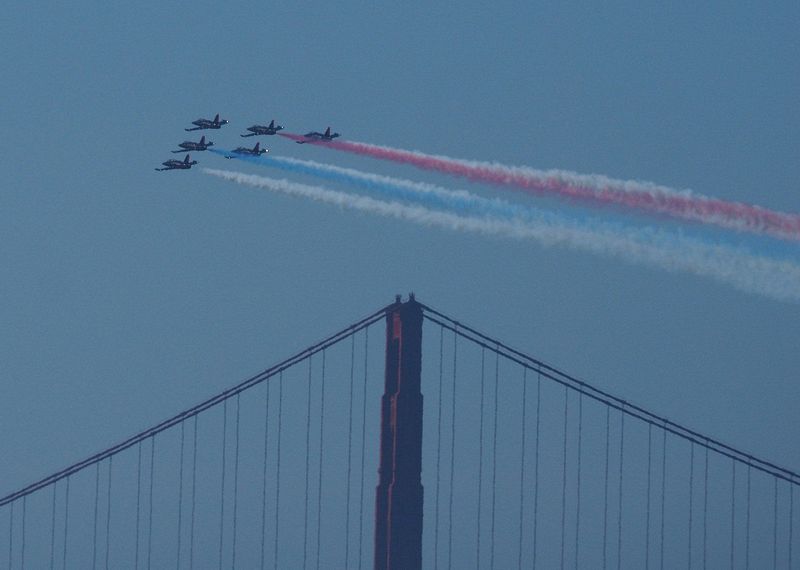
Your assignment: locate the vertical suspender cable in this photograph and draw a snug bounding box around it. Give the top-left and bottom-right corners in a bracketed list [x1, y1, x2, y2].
[646, 425, 652, 570]
[177, 423, 185, 570]
[315, 350, 327, 570]
[232, 394, 241, 570]
[575, 391, 583, 569]
[344, 335, 356, 570]
[62, 476, 70, 570]
[533, 371, 541, 569]
[8, 502, 12, 570]
[517, 367, 527, 570]
[93, 461, 100, 570]
[21, 496, 26, 570]
[446, 327, 458, 570]
[147, 436, 155, 570]
[260, 382, 270, 570]
[274, 372, 283, 570]
[434, 326, 444, 570]
[745, 464, 751, 570]
[357, 329, 369, 570]
[617, 409, 625, 570]
[772, 478, 777, 570]
[602, 407, 610, 570]
[490, 349, 499, 570]
[106, 456, 113, 570]
[50, 483, 57, 570]
[476, 348, 485, 570]
[790, 483, 794, 569]
[730, 460, 736, 570]
[135, 443, 142, 570]
[659, 428, 666, 570]
[189, 415, 198, 570]
[560, 386, 569, 570]
[219, 400, 228, 570]
[688, 442, 694, 570]
[702, 443, 708, 570]
[303, 356, 313, 570]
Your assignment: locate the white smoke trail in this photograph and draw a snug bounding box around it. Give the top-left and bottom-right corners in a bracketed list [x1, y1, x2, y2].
[203, 168, 800, 303]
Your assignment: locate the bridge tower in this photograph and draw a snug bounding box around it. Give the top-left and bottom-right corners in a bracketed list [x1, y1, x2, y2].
[374, 295, 424, 570]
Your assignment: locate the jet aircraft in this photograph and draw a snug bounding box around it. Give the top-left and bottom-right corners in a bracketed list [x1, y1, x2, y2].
[296, 126, 340, 144]
[241, 119, 284, 137]
[185, 114, 229, 131]
[225, 142, 268, 158]
[155, 154, 197, 171]
[172, 135, 213, 153]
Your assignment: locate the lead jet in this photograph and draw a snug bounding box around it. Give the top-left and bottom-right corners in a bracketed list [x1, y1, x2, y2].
[155, 154, 197, 171]
[296, 126, 340, 144]
[172, 135, 213, 153]
[241, 119, 284, 137]
[185, 114, 229, 131]
[225, 142, 268, 158]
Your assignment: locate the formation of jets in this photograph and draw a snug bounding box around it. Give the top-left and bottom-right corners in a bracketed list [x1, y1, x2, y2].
[155, 114, 341, 171]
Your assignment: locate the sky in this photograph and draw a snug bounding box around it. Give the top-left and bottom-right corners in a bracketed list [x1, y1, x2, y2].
[1, 0, 799, 566]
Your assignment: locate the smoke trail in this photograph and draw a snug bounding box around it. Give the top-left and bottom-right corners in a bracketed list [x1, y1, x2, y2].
[203, 168, 800, 303]
[278, 133, 800, 242]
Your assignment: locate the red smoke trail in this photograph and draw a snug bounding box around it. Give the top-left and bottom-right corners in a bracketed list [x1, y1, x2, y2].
[279, 133, 800, 241]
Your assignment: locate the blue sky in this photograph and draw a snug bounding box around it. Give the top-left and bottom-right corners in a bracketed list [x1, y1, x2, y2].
[1, 1, 799, 565]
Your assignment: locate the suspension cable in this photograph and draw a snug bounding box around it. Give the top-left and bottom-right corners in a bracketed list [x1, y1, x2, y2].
[660, 427, 666, 570]
[490, 349, 500, 570]
[218, 400, 228, 570]
[646, 425, 652, 570]
[446, 326, 458, 570]
[315, 350, 327, 570]
[147, 435, 155, 570]
[517, 367, 527, 570]
[50, 482, 56, 570]
[105, 456, 112, 570]
[21, 496, 27, 570]
[357, 328, 369, 570]
[689, 442, 694, 570]
[260, 381, 270, 570]
[177, 422, 185, 570]
[617, 408, 625, 570]
[135, 443, 142, 570]
[560, 386, 568, 570]
[745, 463, 751, 569]
[602, 407, 610, 570]
[421, 307, 800, 485]
[62, 476, 69, 570]
[189, 415, 198, 570]
[232, 394, 241, 569]
[575, 391, 583, 568]
[434, 325, 444, 570]
[345, 335, 355, 570]
[1, 305, 390, 509]
[533, 371, 541, 569]
[730, 459, 736, 569]
[703, 443, 708, 570]
[93, 462, 100, 570]
[476, 348, 485, 569]
[273, 372, 283, 570]
[303, 356, 313, 570]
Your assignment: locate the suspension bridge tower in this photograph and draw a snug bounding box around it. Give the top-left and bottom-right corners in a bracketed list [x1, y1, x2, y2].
[374, 295, 425, 570]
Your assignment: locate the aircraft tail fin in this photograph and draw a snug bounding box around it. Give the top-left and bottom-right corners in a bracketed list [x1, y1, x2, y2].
[325, 127, 331, 137]
[200, 136, 205, 145]
[269, 120, 274, 128]
[185, 154, 191, 163]
[254, 142, 260, 152]
[213, 113, 220, 124]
